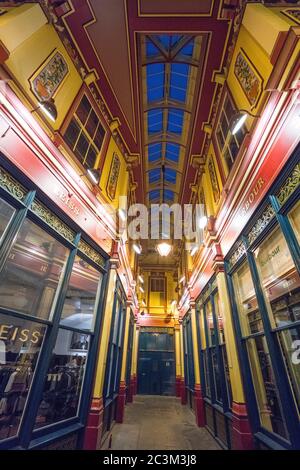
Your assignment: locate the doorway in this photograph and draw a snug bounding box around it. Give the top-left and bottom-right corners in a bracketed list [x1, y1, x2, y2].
[137, 329, 175, 396]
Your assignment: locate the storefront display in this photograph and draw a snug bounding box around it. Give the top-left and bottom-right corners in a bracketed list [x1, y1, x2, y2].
[226, 154, 300, 449]
[0, 164, 107, 450]
[182, 312, 195, 409]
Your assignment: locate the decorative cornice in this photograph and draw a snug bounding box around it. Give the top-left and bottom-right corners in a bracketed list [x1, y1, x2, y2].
[0, 166, 27, 201]
[247, 204, 275, 245]
[277, 162, 300, 207]
[31, 199, 76, 243]
[228, 240, 246, 270]
[78, 239, 106, 267]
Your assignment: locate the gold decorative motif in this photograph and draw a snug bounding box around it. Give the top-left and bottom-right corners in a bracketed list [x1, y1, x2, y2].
[0, 167, 27, 201]
[247, 205, 276, 245]
[208, 157, 220, 204]
[78, 240, 105, 268]
[211, 278, 217, 292]
[281, 9, 300, 25]
[31, 200, 75, 242]
[277, 163, 300, 207]
[234, 49, 262, 106]
[30, 51, 69, 102]
[228, 241, 246, 269]
[107, 153, 121, 200]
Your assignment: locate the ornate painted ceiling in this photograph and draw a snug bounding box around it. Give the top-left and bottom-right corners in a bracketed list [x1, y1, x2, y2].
[19, 0, 242, 270]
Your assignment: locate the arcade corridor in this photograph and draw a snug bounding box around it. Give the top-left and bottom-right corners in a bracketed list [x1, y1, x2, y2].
[102, 396, 221, 450]
[0, 0, 300, 454]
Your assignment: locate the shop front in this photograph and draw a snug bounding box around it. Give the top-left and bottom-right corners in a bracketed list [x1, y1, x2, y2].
[0, 159, 109, 449]
[182, 312, 195, 411]
[226, 149, 300, 449]
[196, 278, 233, 449]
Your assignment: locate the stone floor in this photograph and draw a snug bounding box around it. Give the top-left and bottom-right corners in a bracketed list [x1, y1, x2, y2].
[102, 395, 222, 450]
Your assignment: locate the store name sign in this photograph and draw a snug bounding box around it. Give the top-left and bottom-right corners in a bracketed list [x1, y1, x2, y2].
[54, 187, 80, 217]
[0, 324, 42, 344]
[240, 177, 265, 217]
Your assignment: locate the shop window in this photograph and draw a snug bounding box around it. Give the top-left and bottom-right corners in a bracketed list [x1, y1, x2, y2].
[0, 218, 69, 319]
[216, 94, 246, 173]
[183, 314, 195, 391]
[288, 200, 300, 244]
[0, 315, 46, 440]
[232, 261, 288, 439]
[0, 197, 15, 242]
[204, 299, 222, 404]
[35, 328, 90, 429]
[64, 95, 105, 169]
[60, 256, 103, 331]
[254, 226, 300, 416]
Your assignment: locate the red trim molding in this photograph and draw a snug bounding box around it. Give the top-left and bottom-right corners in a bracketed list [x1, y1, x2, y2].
[83, 397, 104, 450]
[194, 384, 206, 427]
[231, 402, 254, 450]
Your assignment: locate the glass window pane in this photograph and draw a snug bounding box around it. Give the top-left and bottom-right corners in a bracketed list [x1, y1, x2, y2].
[205, 300, 215, 346]
[0, 198, 15, 242]
[0, 314, 46, 441]
[60, 256, 103, 331]
[35, 328, 90, 429]
[64, 119, 80, 151]
[247, 336, 288, 439]
[94, 124, 105, 150]
[203, 350, 211, 398]
[277, 327, 300, 416]
[76, 95, 91, 125]
[86, 110, 98, 139]
[211, 348, 222, 403]
[0, 219, 69, 319]
[75, 133, 89, 164]
[214, 292, 225, 344]
[254, 226, 299, 327]
[288, 201, 300, 244]
[232, 262, 262, 336]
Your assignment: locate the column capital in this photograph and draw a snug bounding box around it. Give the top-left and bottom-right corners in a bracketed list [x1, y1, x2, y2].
[212, 243, 225, 274]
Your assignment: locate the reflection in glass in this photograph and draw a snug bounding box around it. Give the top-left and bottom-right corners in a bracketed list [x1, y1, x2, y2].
[0, 219, 69, 319]
[35, 328, 89, 429]
[232, 262, 262, 336]
[205, 301, 215, 346]
[288, 201, 300, 244]
[247, 336, 288, 439]
[0, 198, 15, 241]
[214, 292, 225, 344]
[60, 256, 102, 331]
[0, 315, 46, 441]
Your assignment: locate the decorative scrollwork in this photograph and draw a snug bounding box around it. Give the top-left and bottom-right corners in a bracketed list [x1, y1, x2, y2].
[228, 241, 246, 269]
[247, 205, 275, 245]
[31, 200, 75, 243]
[277, 163, 300, 207]
[0, 167, 26, 201]
[78, 240, 105, 268]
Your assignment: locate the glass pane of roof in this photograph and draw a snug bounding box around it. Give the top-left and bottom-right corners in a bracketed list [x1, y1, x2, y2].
[180, 39, 194, 57]
[146, 63, 165, 103]
[164, 168, 177, 184]
[148, 109, 163, 134]
[166, 142, 180, 162]
[167, 109, 184, 134]
[170, 63, 189, 102]
[149, 168, 161, 184]
[156, 34, 183, 53]
[148, 142, 162, 162]
[149, 190, 160, 201]
[164, 190, 174, 202]
[146, 38, 161, 58]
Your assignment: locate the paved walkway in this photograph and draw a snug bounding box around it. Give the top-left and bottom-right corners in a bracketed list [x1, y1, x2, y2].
[102, 395, 222, 450]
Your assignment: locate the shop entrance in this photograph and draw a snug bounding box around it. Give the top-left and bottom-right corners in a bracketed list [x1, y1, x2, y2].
[137, 329, 175, 396]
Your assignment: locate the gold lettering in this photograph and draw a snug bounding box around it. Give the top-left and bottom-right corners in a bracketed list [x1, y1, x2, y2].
[31, 331, 41, 344]
[19, 329, 29, 342]
[0, 325, 10, 341]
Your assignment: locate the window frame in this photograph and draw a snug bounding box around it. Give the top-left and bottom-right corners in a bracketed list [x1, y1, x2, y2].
[0, 161, 108, 450]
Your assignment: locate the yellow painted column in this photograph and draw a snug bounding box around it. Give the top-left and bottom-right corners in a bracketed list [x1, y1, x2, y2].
[83, 262, 117, 450]
[191, 302, 205, 426]
[216, 269, 253, 449]
[216, 272, 245, 403]
[174, 325, 181, 397]
[116, 302, 131, 423]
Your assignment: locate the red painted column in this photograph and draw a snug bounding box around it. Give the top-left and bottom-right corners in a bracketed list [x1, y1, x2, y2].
[175, 376, 181, 397]
[231, 402, 254, 450]
[116, 381, 127, 423]
[194, 384, 206, 427]
[180, 379, 187, 405]
[83, 397, 104, 450]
